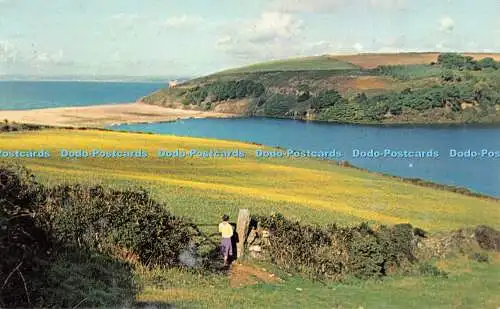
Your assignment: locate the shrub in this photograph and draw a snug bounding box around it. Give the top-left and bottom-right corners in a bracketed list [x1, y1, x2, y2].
[254, 213, 422, 280]
[45, 184, 195, 268]
[1, 165, 219, 308]
[310, 90, 344, 111]
[473, 225, 500, 251]
[263, 94, 296, 117]
[0, 165, 136, 308]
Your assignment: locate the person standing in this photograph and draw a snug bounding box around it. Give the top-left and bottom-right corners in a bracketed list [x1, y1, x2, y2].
[218, 214, 233, 266]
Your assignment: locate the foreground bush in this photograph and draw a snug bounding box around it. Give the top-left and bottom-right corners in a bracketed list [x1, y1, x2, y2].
[0, 164, 201, 308]
[254, 213, 423, 280]
[44, 184, 194, 268]
[0, 165, 136, 308]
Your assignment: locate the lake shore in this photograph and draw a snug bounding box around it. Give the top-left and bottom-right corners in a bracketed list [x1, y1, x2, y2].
[0, 102, 238, 128]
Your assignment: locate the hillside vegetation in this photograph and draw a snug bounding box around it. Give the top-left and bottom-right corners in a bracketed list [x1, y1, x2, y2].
[143, 52, 500, 124]
[216, 56, 360, 74]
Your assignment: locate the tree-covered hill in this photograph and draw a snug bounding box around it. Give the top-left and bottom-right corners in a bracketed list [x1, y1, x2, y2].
[143, 53, 500, 124]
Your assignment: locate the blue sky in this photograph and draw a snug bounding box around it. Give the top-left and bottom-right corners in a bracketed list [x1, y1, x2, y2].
[0, 0, 499, 77]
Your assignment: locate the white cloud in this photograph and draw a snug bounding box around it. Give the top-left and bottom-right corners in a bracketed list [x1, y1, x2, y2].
[439, 16, 455, 32]
[217, 12, 304, 60]
[269, 0, 345, 13]
[269, 0, 407, 13]
[246, 12, 303, 42]
[164, 15, 203, 28]
[353, 42, 364, 52]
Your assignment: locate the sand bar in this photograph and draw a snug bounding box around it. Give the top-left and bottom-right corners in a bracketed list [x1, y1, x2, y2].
[0, 102, 237, 128]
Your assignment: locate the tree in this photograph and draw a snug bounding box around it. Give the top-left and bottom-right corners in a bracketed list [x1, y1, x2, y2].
[296, 84, 311, 102]
[310, 90, 344, 111]
[263, 94, 295, 117]
[477, 57, 498, 70]
[437, 53, 480, 71]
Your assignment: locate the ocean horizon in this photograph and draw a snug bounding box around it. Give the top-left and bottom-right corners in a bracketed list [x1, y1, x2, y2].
[0, 80, 166, 110]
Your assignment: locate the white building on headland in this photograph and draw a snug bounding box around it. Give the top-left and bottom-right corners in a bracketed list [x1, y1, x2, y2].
[169, 80, 178, 88]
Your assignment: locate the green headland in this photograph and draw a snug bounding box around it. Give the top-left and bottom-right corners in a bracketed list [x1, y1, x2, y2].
[143, 52, 500, 125]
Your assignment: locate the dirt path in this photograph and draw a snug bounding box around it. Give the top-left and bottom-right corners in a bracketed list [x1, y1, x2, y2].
[229, 263, 281, 288]
[0, 102, 237, 128]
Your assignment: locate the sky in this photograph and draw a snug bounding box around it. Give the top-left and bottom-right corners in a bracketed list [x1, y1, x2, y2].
[0, 0, 499, 78]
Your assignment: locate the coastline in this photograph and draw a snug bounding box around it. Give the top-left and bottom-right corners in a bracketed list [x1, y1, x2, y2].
[0, 102, 238, 128]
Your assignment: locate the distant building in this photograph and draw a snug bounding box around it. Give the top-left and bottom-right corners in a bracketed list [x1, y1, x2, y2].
[169, 80, 178, 88]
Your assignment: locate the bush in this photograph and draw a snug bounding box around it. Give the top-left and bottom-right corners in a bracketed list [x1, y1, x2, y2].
[254, 213, 422, 280]
[45, 184, 195, 268]
[310, 90, 344, 111]
[1, 165, 219, 308]
[0, 165, 136, 308]
[437, 53, 480, 71]
[0, 165, 53, 307]
[473, 225, 500, 251]
[263, 94, 296, 117]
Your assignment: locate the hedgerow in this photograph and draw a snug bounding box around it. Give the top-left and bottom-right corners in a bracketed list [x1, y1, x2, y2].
[0, 164, 201, 308]
[254, 213, 423, 280]
[44, 184, 194, 268]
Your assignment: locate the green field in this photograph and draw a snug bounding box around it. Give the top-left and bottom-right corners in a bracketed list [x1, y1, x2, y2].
[2, 129, 499, 231]
[136, 255, 500, 309]
[215, 56, 360, 74]
[2, 128, 499, 308]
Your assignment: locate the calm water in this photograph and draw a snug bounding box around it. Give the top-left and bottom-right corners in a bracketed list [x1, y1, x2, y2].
[0, 81, 165, 110]
[112, 118, 500, 197]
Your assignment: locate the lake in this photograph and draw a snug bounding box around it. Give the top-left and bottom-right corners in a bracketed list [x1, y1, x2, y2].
[111, 118, 500, 197]
[0, 81, 165, 110]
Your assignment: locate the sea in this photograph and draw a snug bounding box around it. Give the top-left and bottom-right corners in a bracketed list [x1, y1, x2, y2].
[1, 81, 499, 197]
[0, 80, 165, 110]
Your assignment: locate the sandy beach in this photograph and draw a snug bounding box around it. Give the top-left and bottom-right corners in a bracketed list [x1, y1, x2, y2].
[0, 102, 237, 128]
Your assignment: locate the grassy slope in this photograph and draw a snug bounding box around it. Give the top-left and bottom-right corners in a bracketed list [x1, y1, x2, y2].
[2, 129, 499, 308]
[215, 55, 360, 74]
[1, 129, 498, 231]
[215, 53, 500, 74]
[137, 255, 500, 309]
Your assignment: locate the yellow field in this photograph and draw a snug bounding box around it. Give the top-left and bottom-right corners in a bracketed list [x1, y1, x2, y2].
[1, 129, 499, 231]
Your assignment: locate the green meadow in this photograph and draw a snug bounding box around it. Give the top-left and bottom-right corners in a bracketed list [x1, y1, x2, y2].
[214, 55, 360, 75]
[1, 128, 500, 308]
[1, 129, 499, 231]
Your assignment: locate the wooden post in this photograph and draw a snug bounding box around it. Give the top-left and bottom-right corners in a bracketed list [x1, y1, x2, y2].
[236, 209, 250, 259]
